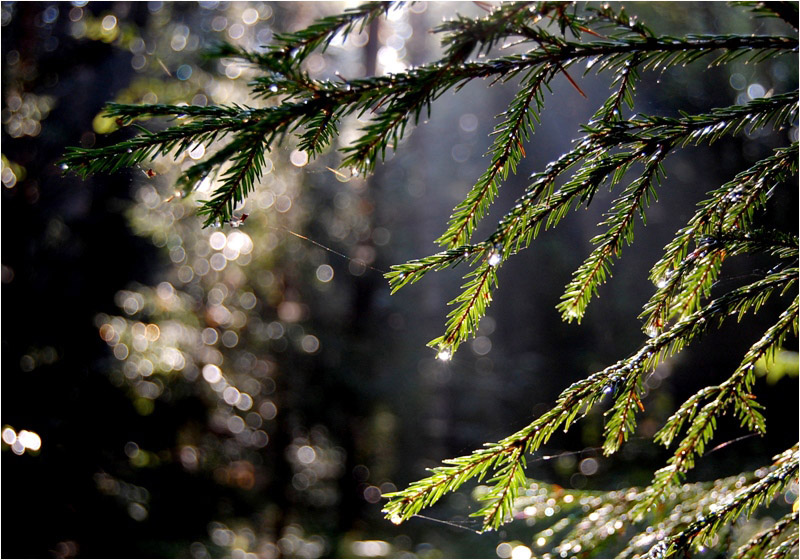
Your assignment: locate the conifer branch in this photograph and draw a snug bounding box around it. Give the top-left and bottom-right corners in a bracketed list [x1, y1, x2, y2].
[765, 534, 800, 559]
[385, 267, 796, 528]
[196, 131, 269, 226]
[210, 2, 395, 72]
[635, 296, 799, 517]
[558, 146, 667, 322]
[63, 3, 799, 544]
[643, 445, 799, 558]
[437, 69, 550, 248]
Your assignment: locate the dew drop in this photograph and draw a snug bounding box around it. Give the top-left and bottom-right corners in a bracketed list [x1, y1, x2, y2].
[60, 163, 69, 170]
[390, 514, 403, 525]
[488, 251, 502, 267]
[437, 349, 452, 362]
[269, 84, 278, 93]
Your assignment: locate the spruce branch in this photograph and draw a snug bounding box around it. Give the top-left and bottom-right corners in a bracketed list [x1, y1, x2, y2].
[735, 1, 800, 30]
[437, 69, 550, 249]
[196, 131, 270, 226]
[765, 534, 800, 559]
[558, 145, 667, 322]
[385, 268, 796, 529]
[211, 2, 395, 72]
[643, 446, 799, 558]
[644, 144, 798, 332]
[635, 296, 799, 518]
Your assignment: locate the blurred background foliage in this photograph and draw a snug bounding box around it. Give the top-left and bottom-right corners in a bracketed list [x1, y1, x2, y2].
[1, 1, 797, 558]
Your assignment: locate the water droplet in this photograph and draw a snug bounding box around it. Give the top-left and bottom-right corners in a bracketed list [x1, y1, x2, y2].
[437, 349, 451, 362]
[60, 163, 69, 170]
[488, 251, 502, 267]
[390, 514, 403, 525]
[127, 148, 133, 153]
[269, 84, 278, 93]
[645, 325, 659, 338]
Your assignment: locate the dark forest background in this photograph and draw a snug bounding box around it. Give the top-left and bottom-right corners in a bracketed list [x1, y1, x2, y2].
[1, 2, 797, 558]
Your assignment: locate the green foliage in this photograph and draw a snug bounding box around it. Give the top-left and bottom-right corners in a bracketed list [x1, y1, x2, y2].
[63, 1, 798, 557]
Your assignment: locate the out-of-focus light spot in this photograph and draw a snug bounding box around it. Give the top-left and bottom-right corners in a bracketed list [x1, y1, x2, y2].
[209, 253, 227, 271]
[235, 393, 253, 411]
[226, 231, 253, 254]
[223, 386, 241, 405]
[242, 8, 259, 25]
[536, 537, 546, 547]
[176, 64, 193, 81]
[101, 14, 117, 31]
[145, 324, 160, 341]
[729, 73, 746, 90]
[579, 457, 599, 475]
[128, 502, 148, 521]
[221, 330, 239, 348]
[297, 445, 316, 464]
[496, 542, 512, 558]
[451, 144, 470, 163]
[114, 344, 129, 360]
[348, 258, 367, 276]
[252, 430, 269, 447]
[471, 336, 492, 356]
[2, 166, 16, 188]
[69, 7, 83, 22]
[2, 427, 17, 445]
[348, 30, 369, 48]
[372, 227, 391, 246]
[240, 292, 257, 309]
[131, 54, 147, 71]
[301, 335, 320, 354]
[227, 415, 245, 434]
[256, 26, 273, 46]
[202, 364, 222, 383]
[275, 194, 292, 213]
[259, 400, 277, 420]
[511, 545, 532, 560]
[124, 441, 140, 458]
[212, 15, 228, 31]
[352, 540, 390, 557]
[202, 327, 219, 345]
[180, 445, 199, 470]
[209, 231, 227, 250]
[225, 64, 242, 79]
[315, 264, 334, 283]
[42, 5, 59, 23]
[290, 149, 309, 167]
[363, 486, 382, 503]
[171, 35, 187, 51]
[277, 301, 303, 322]
[228, 23, 244, 39]
[747, 83, 766, 99]
[1, 264, 14, 283]
[99, 324, 116, 342]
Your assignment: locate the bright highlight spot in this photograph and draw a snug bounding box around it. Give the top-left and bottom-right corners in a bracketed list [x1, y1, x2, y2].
[511, 545, 532, 560]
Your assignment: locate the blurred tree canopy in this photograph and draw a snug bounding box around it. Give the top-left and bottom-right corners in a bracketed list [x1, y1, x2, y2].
[2, 2, 799, 559]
